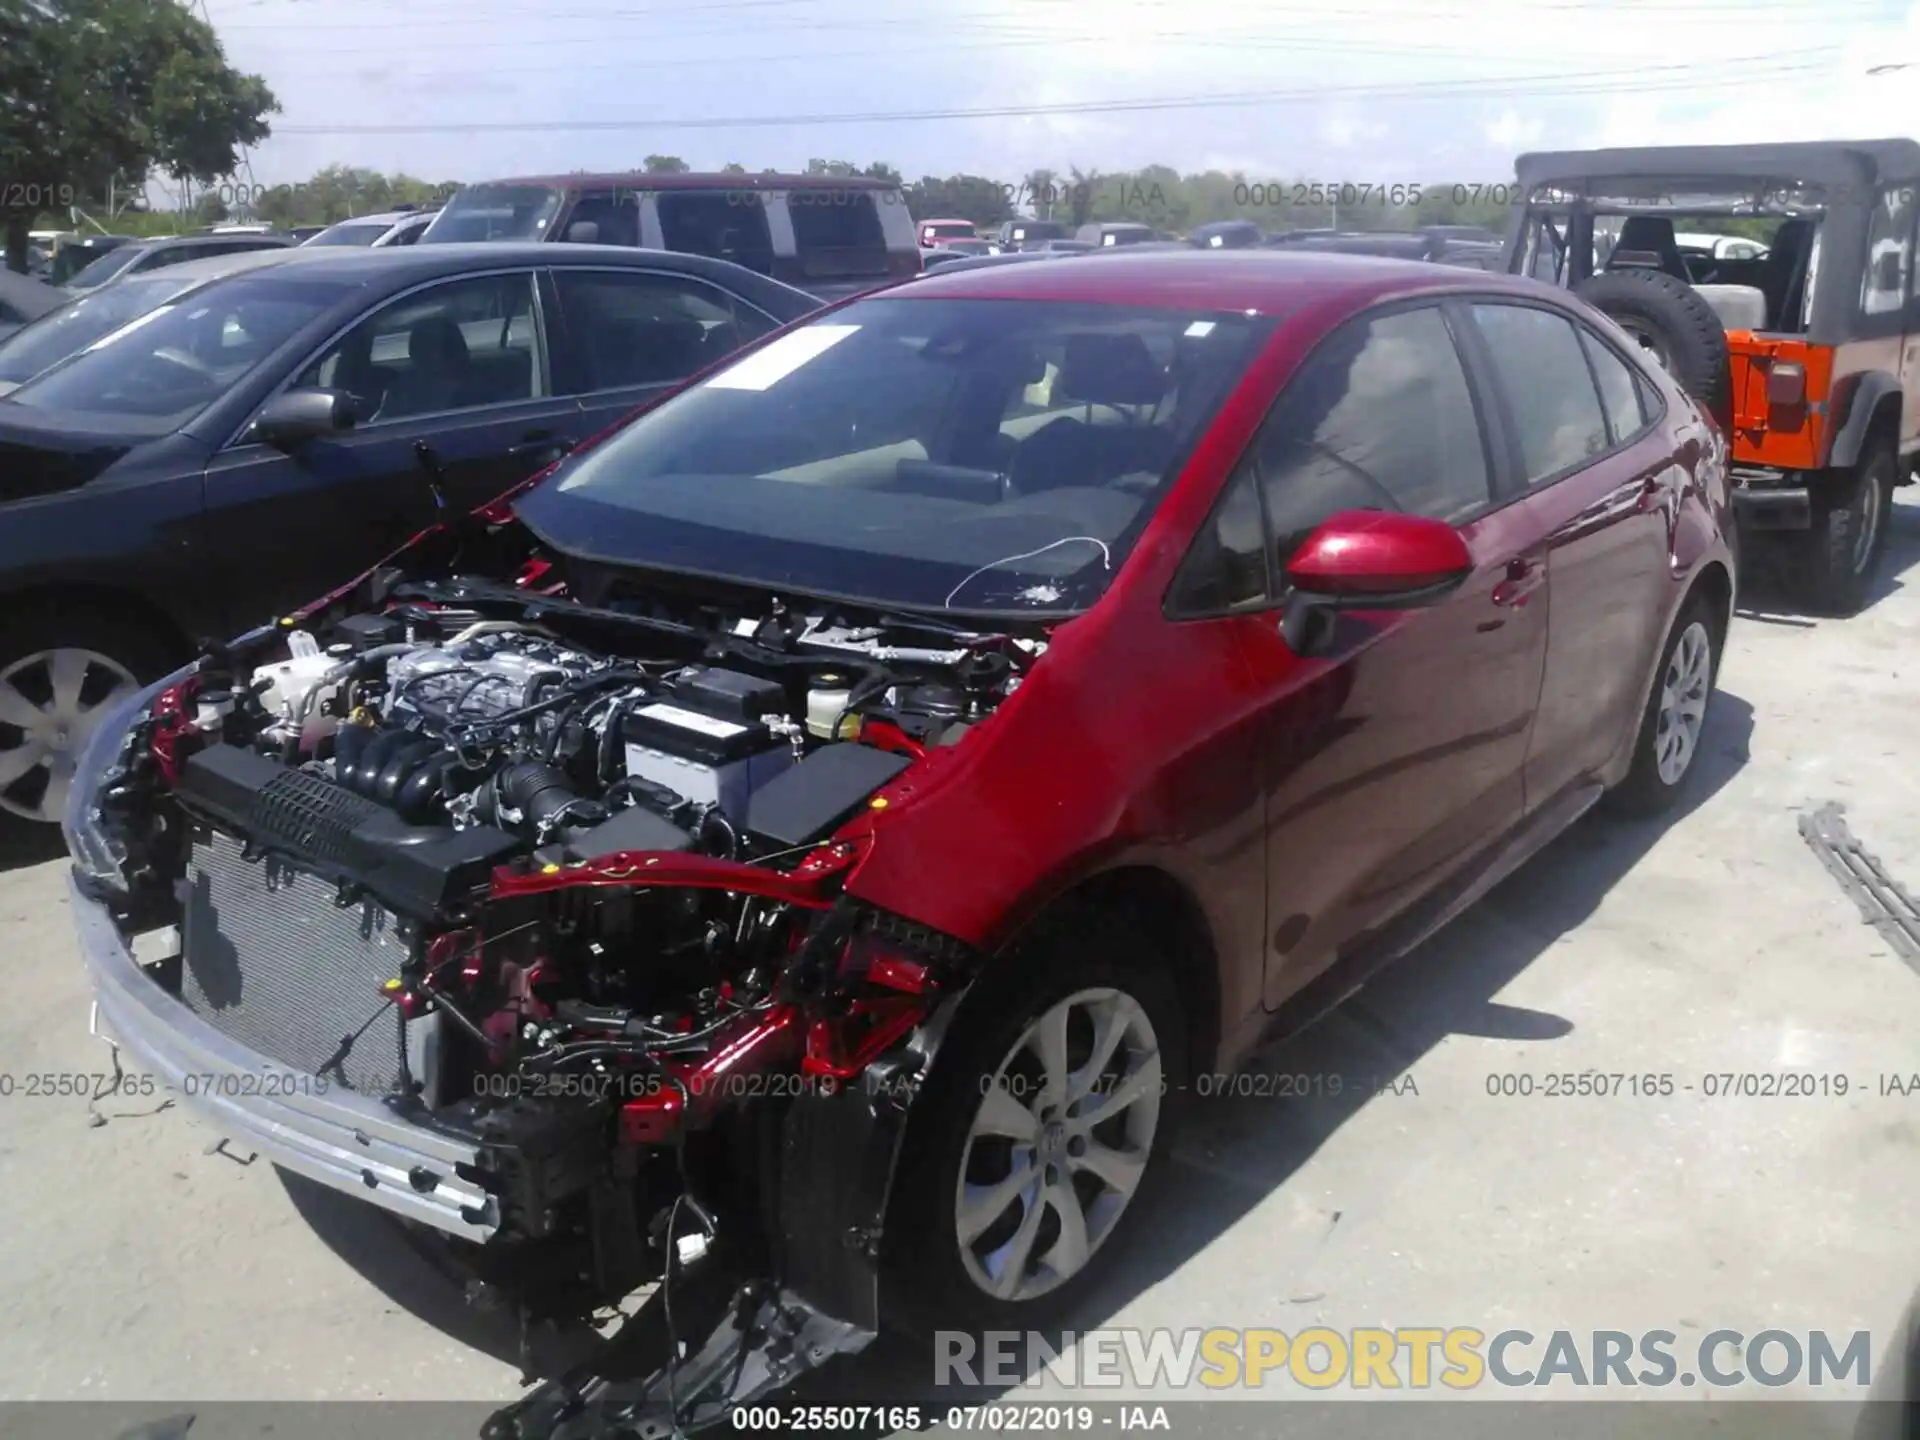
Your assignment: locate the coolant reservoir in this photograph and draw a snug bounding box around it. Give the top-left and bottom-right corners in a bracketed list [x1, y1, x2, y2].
[805, 685, 853, 740]
[254, 631, 343, 748]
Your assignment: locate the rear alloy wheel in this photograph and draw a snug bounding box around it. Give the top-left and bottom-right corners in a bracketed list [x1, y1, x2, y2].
[885, 912, 1187, 1334]
[1606, 596, 1719, 816]
[1801, 443, 1893, 617]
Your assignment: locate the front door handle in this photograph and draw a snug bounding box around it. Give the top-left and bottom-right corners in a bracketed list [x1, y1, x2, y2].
[1490, 556, 1542, 609]
[508, 429, 576, 463]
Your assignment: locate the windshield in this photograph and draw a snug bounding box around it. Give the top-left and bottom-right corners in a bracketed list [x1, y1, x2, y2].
[306, 221, 390, 247]
[419, 185, 564, 243]
[519, 297, 1272, 614]
[62, 245, 145, 291]
[6, 274, 350, 426]
[0, 274, 202, 387]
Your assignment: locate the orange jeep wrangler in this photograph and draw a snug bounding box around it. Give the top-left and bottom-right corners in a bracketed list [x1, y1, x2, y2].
[1506, 140, 1920, 614]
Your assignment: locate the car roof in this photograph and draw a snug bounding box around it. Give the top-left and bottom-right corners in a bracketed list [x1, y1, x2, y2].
[128, 233, 293, 255]
[1516, 138, 1920, 190]
[888, 247, 1537, 313]
[160, 241, 818, 302]
[136, 246, 333, 283]
[319, 211, 421, 228]
[0, 267, 62, 319]
[472, 171, 899, 192]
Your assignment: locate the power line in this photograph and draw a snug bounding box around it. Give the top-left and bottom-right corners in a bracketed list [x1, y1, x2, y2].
[273, 55, 1834, 135]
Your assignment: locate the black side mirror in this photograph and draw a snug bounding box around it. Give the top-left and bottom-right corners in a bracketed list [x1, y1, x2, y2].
[1874, 249, 1906, 293]
[254, 388, 357, 449]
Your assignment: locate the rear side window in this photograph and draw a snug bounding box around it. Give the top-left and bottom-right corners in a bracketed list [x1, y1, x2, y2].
[551, 269, 776, 393]
[659, 192, 775, 275]
[1861, 185, 1916, 317]
[788, 190, 887, 277]
[1470, 303, 1609, 483]
[1255, 304, 1493, 556]
[562, 189, 641, 247]
[1578, 328, 1649, 443]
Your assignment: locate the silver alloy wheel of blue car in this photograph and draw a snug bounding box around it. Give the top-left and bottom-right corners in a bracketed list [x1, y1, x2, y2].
[955, 986, 1162, 1302]
[0, 648, 141, 824]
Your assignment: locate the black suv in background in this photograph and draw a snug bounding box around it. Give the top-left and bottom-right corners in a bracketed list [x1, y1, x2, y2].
[420, 172, 922, 300]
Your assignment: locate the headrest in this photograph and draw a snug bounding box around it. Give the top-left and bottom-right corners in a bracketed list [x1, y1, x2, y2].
[408, 315, 469, 367]
[1055, 332, 1166, 407]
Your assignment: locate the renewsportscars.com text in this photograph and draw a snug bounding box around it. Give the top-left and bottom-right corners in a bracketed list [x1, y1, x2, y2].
[935, 1327, 1873, 1391]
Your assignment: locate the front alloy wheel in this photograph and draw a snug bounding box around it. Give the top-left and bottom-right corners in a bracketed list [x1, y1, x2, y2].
[957, 988, 1162, 1302]
[0, 648, 142, 825]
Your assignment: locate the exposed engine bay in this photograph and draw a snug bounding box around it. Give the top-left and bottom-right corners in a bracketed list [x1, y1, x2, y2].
[84, 554, 1039, 1433]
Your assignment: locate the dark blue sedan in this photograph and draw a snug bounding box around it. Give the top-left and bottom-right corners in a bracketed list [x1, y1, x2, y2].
[0, 243, 819, 838]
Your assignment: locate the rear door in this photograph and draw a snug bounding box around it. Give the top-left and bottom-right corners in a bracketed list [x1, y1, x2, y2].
[1463, 300, 1679, 807]
[1161, 300, 1550, 1010]
[198, 268, 579, 624]
[543, 265, 782, 438]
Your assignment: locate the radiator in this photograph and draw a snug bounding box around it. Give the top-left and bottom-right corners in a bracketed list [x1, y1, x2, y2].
[180, 830, 411, 1095]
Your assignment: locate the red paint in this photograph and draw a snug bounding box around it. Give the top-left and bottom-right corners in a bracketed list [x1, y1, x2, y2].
[147, 676, 202, 785]
[616, 1005, 805, 1145]
[488, 846, 859, 906]
[1284, 511, 1474, 596]
[801, 995, 928, 1081]
[853, 717, 926, 761]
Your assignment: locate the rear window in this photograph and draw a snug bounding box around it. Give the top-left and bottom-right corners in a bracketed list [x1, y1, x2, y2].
[420, 185, 565, 243]
[789, 189, 888, 277]
[659, 192, 775, 275]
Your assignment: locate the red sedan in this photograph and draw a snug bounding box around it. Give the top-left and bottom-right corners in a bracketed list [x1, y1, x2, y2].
[68, 248, 1732, 1419]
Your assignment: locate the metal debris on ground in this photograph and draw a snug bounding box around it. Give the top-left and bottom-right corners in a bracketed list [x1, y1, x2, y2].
[1798, 802, 1920, 974]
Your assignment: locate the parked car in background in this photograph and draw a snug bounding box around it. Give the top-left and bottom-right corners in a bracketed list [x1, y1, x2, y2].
[1505, 138, 1920, 613]
[0, 247, 308, 398]
[63, 250, 1731, 1436]
[1271, 227, 1505, 269]
[1075, 221, 1157, 248]
[918, 218, 978, 247]
[1035, 237, 1095, 253]
[46, 235, 137, 287]
[1674, 230, 1769, 264]
[925, 237, 992, 261]
[303, 209, 440, 249]
[0, 243, 819, 839]
[994, 218, 1070, 250]
[420, 172, 921, 300]
[60, 232, 293, 294]
[1187, 219, 1265, 249]
[0, 269, 61, 342]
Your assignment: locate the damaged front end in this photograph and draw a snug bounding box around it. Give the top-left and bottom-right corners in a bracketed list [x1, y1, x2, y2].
[65, 535, 1036, 1435]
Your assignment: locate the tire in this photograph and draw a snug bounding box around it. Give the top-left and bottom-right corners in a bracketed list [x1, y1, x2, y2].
[0, 601, 174, 847]
[1605, 595, 1720, 817]
[883, 908, 1189, 1337]
[1573, 270, 1732, 428]
[1798, 442, 1894, 617]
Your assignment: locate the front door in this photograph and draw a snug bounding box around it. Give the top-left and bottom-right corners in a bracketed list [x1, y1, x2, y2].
[197, 269, 581, 629]
[1164, 300, 1550, 1012]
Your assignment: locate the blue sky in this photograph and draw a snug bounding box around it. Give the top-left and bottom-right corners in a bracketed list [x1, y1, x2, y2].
[200, 0, 1920, 195]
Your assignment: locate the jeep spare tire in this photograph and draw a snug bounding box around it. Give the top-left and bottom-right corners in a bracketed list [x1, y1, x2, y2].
[1573, 269, 1732, 428]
